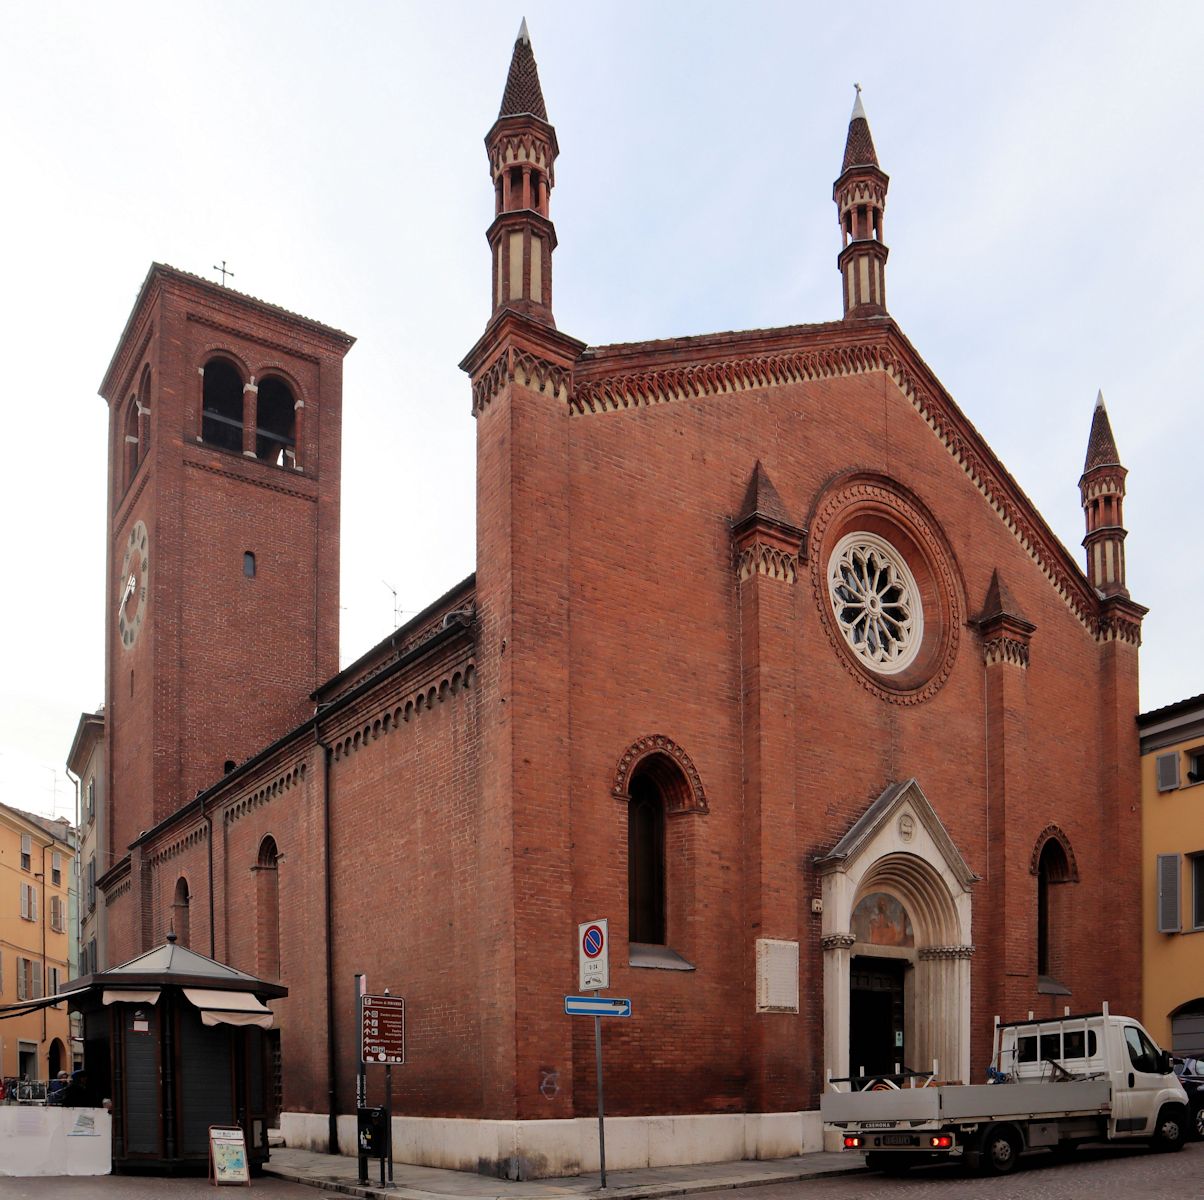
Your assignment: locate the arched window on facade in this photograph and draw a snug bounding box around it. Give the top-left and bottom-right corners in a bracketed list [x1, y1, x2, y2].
[256, 836, 281, 979]
[255, 377, 297, 467]
[628, 770, 666, 945]
[201, 358, 245, 453]
[172, 876, 190, 949]
[1037, 837, 1072, 983]
[619, 741, 705, 962]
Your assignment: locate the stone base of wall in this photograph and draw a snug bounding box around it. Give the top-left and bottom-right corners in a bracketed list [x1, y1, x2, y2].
[279, 1110, 825, 1180]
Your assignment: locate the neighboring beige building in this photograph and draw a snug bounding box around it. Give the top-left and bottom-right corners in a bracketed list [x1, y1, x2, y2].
[1140, 693, 1204, 1056]
[67, 710, 105, 978]
[0, 801, 75, 1083]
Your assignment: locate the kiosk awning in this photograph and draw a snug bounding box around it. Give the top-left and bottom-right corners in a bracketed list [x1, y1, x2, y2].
[182, 988, 274, 1029]
[102, 988, 160, 1006]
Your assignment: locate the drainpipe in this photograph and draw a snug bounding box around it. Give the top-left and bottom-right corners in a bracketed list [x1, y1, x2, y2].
[204, 803, 216, 956]
[39, 845, 48, 1047]
[315, 720, 338, 1156]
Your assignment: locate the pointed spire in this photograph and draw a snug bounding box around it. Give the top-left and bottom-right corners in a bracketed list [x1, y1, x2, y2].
[737, 461, 795, 528]
[978, 568, 1029, 625]
[842, 84, 879, 171]
[499, 18, 548, 121]
[1079, 390, 1129, 598]
[1083, 389, 1121, 472]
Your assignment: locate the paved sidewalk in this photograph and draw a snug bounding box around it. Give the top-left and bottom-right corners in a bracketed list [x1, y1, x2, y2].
[264, 1147, 866, 1200]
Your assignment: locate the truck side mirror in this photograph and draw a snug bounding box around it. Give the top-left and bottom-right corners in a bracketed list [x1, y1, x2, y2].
[1160, 1050, 1173, 1075]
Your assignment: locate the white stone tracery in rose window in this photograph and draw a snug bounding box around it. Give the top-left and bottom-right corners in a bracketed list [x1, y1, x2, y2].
[827, 533, 924, 675]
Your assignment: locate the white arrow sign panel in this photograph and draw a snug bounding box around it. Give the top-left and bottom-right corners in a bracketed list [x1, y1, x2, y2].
[564, 995, 631, 1017]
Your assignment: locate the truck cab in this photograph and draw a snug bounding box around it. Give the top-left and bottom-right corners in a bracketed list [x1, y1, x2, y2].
[997, 1011, 1185, 1142]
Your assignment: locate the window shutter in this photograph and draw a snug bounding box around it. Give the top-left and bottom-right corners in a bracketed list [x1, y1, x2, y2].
[1158, 854, 1182, 933]
[20, 884, 28, 920]
[33, 965, 43, 1000]
[30, 887, 37, 922]
[1157, 753, 1181, 792]
[17, 959, 27, 1001]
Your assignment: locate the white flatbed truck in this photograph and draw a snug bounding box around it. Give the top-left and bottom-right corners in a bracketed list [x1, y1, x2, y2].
[820, 1006, 1190, 1175]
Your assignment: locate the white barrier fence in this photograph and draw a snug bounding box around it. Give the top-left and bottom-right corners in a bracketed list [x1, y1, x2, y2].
[0, 1106, 112, 1176]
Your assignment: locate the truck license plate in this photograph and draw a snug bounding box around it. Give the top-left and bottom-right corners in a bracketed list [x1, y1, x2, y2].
[880, 1135, 916, 1147]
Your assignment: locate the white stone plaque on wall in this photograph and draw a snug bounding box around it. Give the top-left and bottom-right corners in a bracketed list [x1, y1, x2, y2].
[755, 938, 799, 1013]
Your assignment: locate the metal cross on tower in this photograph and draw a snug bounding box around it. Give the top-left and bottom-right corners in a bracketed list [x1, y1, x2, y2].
[213, 260, 235, 286]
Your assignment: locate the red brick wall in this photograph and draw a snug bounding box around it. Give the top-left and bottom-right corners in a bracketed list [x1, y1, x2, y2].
[114, 303, 1140, 1126]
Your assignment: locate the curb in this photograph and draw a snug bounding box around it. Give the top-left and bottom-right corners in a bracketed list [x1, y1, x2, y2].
[263, 1160, 869, 1200]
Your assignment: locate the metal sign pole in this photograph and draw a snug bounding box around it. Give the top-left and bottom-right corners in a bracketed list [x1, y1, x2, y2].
[384, 987, 394, 1185]
[385, 1065, 394, 1183]
[356, 973, 367, 1184]
[595, 1014, 607, 1189]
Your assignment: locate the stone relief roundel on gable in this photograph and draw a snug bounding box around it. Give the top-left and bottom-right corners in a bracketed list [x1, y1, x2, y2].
[810, 474, 963, 705]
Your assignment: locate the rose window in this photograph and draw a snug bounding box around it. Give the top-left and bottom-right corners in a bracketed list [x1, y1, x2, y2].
[827, 533, 923, 675]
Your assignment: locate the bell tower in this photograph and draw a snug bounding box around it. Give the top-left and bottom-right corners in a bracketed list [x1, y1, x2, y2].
[834, 87, 890, 318]
[100, 265, 354, 897]
[1079, 390, 1129, 597]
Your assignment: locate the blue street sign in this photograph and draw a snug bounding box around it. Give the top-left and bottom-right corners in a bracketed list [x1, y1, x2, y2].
[564, 995, 631, 1017]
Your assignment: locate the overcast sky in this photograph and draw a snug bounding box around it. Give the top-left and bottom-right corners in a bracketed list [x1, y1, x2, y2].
[3, 1, 1202, 823]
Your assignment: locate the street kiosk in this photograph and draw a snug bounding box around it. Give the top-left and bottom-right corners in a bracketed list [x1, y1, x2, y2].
[64, 932, 285, 1175]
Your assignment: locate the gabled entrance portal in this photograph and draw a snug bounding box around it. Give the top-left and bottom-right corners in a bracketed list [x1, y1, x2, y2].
[816, 779, 978, 1090]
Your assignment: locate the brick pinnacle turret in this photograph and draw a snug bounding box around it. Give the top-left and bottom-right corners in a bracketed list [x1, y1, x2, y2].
[1079, 391, 1129, 597]
[834, 86, 890, 319]
[483, 20, 559, 327]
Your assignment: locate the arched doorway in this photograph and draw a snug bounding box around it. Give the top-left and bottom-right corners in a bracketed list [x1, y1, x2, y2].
[1171, 999, 1204, 1059]
[48, 1038, 66, 1078]
[848, 891, 914, 1076]
[817, 779, 977, 1087]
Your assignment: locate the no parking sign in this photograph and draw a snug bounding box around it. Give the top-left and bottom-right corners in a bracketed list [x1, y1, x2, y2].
[578, 918, 609, 991]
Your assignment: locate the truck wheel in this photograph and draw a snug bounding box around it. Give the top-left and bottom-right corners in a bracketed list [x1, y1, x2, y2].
[1152, 1104, 1187, 1152]
[978, 1125, 1021, 1176]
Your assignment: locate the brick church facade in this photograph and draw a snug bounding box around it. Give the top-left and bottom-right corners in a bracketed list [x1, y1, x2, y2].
[93, 28, 1146, 1175]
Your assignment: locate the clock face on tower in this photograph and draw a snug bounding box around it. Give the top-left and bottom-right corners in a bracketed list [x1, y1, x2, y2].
[117, 519, 150, 650]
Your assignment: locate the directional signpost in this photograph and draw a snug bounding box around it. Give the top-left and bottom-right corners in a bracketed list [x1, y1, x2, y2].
[359, 989, 404, 1188]
[567, 918, 629, 1189]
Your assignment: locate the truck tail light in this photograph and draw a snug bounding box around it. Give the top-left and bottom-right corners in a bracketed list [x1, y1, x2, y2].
[929, 1135, 953, 1149]
[843, 1135, 862, 1149]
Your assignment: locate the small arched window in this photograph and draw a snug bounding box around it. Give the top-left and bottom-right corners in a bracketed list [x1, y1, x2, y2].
[628, 770, 667, 945]
[1037, 838, 1072, 980]
[172, 876, 190, 949]
[255, 377, 296, 466]
[201, 358, 245, 453]
[256, 836, 281, 979]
